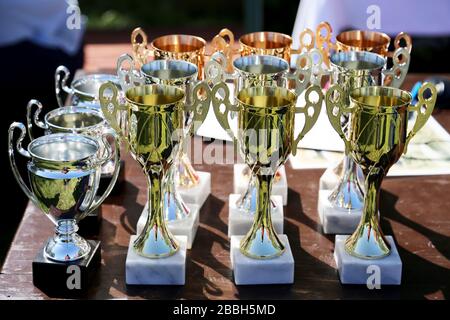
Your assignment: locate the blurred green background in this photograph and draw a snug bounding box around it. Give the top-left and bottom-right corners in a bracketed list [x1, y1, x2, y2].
[79, 0, 300, 35]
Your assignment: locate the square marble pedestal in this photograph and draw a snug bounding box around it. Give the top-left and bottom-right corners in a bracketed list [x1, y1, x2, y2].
[319, 166, 339, 191]
[318, 190, 362, 235]
[234, 164, 288, 206]
[126, 235, 187, 285]
[177, 171, 211, 208]
[228, 194, 284, 237]
[230, 235, 294, 285]
[334, 235, 402, 285]
[136, 203, 199, 249]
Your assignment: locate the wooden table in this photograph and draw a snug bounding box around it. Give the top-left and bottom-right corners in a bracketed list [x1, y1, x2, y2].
[1, 74, 449, 300]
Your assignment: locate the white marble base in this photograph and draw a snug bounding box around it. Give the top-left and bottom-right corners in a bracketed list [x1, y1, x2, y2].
[233, 164, 288, 206]
[230, 234, 294, 285]
[319, 166, 340, 191]
[228, 194, 284, 237]
[137, 203, 199, 249]
[318, 189, 362, 235]
[334, 235, 402, 285]
[126, 235, 187, 285]
[177, 171, 211, 208]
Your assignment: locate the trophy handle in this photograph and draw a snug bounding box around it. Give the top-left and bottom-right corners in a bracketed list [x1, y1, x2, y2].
[205, 52, 229, 86]
[211, 28, 235, 74]
[392, 32, 412, 55]
[211, 82, 239, 142]
[89, 132, 121, 213]
[325, 84, 353, 155]
[315, 21, 335, 68]
[290, 51, 312, 95]
[292, 85, 323, 155]
[26, 99, 48, 141]
[8, 122, 39, 205]
[185, 81, 212, 134]
[404, 82, 437, 153]
[383, 47, 410, 88]
[293, 27, 315, 54]
[131, 27, 153, 68]
[99, 82, 128, 141]
[55, 65, 74, 108]
[116, 53, 145, 93]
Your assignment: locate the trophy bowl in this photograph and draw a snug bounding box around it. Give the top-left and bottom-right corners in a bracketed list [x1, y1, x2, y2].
[131, 27, 206, 78]
[326, 83, 437, 258]
[8, 127, 120, 261]
[26, 101, 117, 177]
[55, 65, 121, 108]
[336, 30, 412, 58]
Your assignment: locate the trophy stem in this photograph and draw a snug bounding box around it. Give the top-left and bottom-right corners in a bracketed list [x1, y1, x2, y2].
[236, 171, 277, 214]
[345, 167, 391, 259]
[133, 168, 179, 258]
[44, 219, 91, 262]
[328, 154, 364, 210]
[175, 152, 200, 188]
[164, 166, 190, 221]
[240, 172, 285, 259]
[236, 173, 257, 213]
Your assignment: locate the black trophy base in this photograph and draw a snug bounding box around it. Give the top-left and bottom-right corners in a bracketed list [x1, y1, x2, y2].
[32, 239, 101, 297]
[98, 159, 126, 196]
[78, 206, 102, 235]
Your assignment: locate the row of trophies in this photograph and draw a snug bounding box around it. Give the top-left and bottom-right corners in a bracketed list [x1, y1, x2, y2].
[8, 22, 437, 292]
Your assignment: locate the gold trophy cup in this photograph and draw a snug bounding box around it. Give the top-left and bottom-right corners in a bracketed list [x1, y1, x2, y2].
[212, 83, 323, 258]
[99, 82, 209, 258]
[326, 83, 436, 258]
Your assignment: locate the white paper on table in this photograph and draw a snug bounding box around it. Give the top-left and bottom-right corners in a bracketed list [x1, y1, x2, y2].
[196, 82, 236, 141]
[289, 116, 450, 177]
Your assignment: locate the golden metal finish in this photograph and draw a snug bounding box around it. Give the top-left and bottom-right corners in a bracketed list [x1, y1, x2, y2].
[131, 27, 207, 78]
[325, 83, 436, 259]
[100, 82, 186, 258]
[211, 28, 235, 74]
[212, 84, 322, 259]
[239, 31, 293, 62]
[335, 29, 412, 86]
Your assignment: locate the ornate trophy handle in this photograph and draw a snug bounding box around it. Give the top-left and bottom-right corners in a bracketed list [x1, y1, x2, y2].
[325, 84, 354, 155]
[26, 99, 48, 141]
[404, 82, 437, 153]
[211, 82, 239, 142]
[99, 82, 128, 141]
[185, 82, 212, 134]
[131, 27, 153, 68]
[383, 47, 410, 88]
[116, 53, 145, 93]
[289, 51, 312, 95]
[211, 28, 235, 73]
[295, 28, 315, 54]
[8, 122, 39, 205]
[315, 21, 335, 68]
[89, 132, 121, 213]
[292, 85, 323, 155]
[205, 52, 230, 86]
[391, 32, 412, 56]
[55, 65, 74, 108]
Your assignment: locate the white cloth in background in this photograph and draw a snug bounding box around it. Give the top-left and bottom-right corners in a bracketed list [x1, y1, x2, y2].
[0, 0, 85, 55]
[292, 0, 450, 49]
